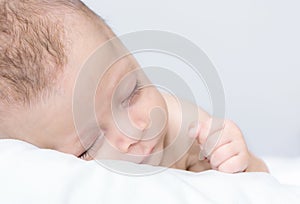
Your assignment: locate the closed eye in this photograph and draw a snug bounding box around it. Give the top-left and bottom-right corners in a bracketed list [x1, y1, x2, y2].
[79, 150, 89, 160]
[122, 79, 142, 106]
[79, 133, 102, 160]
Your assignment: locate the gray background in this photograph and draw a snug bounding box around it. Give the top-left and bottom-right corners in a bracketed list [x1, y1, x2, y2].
[82, 0, 300, 157]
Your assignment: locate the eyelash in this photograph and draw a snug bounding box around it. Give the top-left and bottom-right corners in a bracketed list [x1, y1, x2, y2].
[79, 140, 97, 160]
[79, 144, 98, 160]
[81, 82, 142, 159]
[79, 151, 89, 160]
[122, 80, 142, 106]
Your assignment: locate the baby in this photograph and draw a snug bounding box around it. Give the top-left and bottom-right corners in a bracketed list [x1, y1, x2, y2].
[0, 0, 268, 173]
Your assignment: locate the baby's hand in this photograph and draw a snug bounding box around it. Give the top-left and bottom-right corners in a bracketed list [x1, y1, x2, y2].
[189, 119, 250, 173]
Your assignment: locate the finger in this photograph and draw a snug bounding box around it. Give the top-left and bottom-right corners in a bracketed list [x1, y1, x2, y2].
[188, 121, 201, 139]
[201, 128, 230, 159]
[187, 119, 213, 144]
[198, 118, 226, 144]
[203, 121, 242, 159]
[198, 118, 226, 160]
[209, 118, 225, 133]
[197, 119, 210, 145]
[209, 142, 239, 169]
[218, 154, 248, 173]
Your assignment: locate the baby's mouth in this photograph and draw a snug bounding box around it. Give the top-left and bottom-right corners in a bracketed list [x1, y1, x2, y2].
[118, 145, 156, 164]
[138, 145, 160, 164]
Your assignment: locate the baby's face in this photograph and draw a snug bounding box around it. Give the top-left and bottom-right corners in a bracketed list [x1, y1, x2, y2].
[88, 54, 168, 164]
[14, 15, 168, 164]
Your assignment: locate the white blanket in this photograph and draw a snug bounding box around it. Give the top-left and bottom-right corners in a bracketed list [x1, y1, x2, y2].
[0, 139, 299, 204]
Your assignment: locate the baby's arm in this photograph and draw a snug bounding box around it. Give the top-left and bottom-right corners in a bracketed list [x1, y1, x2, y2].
[245, 153, 269, 172]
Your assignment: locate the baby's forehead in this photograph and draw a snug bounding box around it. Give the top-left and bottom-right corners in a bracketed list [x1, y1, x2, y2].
[99, 56, 138, 89]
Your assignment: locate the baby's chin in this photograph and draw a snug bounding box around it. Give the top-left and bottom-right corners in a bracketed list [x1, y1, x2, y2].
[140, 154, 163, 166]
[91, 151, 157, 164]
[121, 153, 160, 165]
[140, 146, 165, 166]
[117, 148, 164, 166]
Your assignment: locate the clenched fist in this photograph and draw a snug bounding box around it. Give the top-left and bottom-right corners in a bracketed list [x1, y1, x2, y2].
[189, 119, 250, 173]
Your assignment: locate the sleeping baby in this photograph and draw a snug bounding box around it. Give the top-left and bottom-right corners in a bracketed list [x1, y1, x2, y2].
[0, 0, 268, 173]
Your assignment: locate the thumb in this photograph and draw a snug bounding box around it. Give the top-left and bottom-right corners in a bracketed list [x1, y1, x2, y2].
[187, 119, 211, 145]
[197, 119, 211, 146]
[198, 119, 212, 161]
[188, 121, 201, 139]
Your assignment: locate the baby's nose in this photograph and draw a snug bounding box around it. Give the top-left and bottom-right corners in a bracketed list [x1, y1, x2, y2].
[133, 118, 149, 132]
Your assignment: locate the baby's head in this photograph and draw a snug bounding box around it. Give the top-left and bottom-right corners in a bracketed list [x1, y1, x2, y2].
[0, 0, 168, 164]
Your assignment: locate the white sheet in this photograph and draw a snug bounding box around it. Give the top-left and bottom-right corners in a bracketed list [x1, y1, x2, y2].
[263, 156, 300, 186]
[0, 139, 299, 204]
